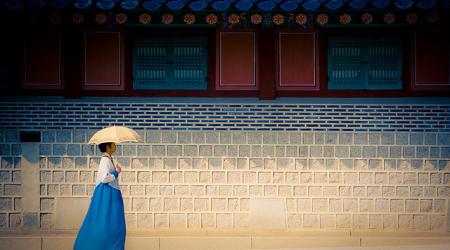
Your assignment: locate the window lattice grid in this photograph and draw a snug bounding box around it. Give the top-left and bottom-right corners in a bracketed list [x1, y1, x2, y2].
[367, 37, 402, 88]
[133, 36, 207, 90]
[328, 36, 402, 90]
[328, 37, 363, 88]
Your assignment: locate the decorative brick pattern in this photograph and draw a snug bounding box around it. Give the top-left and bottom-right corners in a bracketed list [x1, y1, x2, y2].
[2, 130, 449, 231]
[0, 100, 449, 232]
[0, 102, 449, 131]
[0, 138, 21, 228]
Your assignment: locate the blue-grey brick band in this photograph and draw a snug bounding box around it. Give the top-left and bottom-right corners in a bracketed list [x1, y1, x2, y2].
[0, 102, 449, 132]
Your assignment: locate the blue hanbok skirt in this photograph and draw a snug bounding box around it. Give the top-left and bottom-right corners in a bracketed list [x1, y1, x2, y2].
[74, 183, 126, 250]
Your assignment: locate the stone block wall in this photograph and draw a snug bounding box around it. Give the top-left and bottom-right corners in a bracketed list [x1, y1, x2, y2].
[0, 100, 449, 232]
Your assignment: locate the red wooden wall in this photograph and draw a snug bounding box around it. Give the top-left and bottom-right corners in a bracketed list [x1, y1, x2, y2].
[276, 32, 318, 90]
[23, 30, 62, 89]
[5, 28, 450, 97]
[216, 31, 258, 90]
[413, 31, 450, 90]
[83, 31, 124, 90]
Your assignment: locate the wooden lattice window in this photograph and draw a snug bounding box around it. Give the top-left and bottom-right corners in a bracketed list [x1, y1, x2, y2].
[133, 36, 208, 90]
[328, 36, 402, 90]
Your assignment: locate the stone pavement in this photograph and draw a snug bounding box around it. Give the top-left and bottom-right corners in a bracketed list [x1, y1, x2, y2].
[1, 231, 450, 250]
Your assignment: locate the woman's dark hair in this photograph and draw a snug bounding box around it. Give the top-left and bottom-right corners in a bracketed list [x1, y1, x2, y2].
[98, 142, 113, 153]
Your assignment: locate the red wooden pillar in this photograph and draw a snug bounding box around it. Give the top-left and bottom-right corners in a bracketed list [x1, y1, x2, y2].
[258, 28, 276, 100]
[63, 25, 83, 98]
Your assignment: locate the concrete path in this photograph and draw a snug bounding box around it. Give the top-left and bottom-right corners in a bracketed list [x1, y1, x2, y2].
[265, 244, 450, 250]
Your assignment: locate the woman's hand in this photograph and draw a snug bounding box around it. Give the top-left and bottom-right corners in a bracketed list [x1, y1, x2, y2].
[115, 164, 122, 173]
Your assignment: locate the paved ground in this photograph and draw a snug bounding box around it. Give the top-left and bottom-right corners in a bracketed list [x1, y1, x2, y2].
[263, 244, 450, 250]
[2, 231, 450, 250]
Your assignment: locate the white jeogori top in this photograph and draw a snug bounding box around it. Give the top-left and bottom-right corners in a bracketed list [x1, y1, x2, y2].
[95, 153, 120, 190]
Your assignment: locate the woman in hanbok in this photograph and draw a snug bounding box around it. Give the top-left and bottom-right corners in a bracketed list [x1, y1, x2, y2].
[74, 142, 126, 250]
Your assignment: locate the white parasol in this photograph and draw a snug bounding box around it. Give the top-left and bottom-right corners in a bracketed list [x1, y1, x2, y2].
[88, 126, 143, 144]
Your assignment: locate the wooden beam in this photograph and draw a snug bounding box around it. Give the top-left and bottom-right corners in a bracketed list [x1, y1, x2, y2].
[63, 25, 82, 98]
[258, 28, 276, 100]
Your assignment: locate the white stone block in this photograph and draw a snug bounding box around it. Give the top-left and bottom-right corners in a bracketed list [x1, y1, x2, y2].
[55, 197, 89, 230]
[250, 198, 286, 230]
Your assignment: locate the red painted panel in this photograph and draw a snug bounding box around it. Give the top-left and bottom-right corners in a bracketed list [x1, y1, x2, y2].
[24, 31, 61, 89]
[277, 33, 317, 90]
[414, 31, 450, 88]
[216, 31, 258, 90]
[84, 31, 123, 90]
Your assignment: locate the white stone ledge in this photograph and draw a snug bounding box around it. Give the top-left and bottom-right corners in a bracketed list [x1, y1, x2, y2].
[2, 230, 450, 237]
[1, 231, 450, 250]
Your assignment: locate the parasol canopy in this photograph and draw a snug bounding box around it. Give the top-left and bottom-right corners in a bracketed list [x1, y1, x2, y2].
[88, 126, 143, 144]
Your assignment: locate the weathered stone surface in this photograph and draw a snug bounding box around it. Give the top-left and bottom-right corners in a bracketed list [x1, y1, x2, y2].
[216, 213, 232, 228]
[0, 213, 6, 228]
[23, 212, 38, 228]
[155, 213, 168, 228]
[0, 198, 12, 211]
[40, 213, 54, 229]
[40, 198, 54, 211]
[169, 213, 187, 228]
[320, 214, 335, 229]
[9, 213, 21, 228]
[287, 214, 302, 229]
[137, 213, 153, 229]
[201, 213, 215, 228]
[303, 214, 319, 228]
[336, 214, 351, 228]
